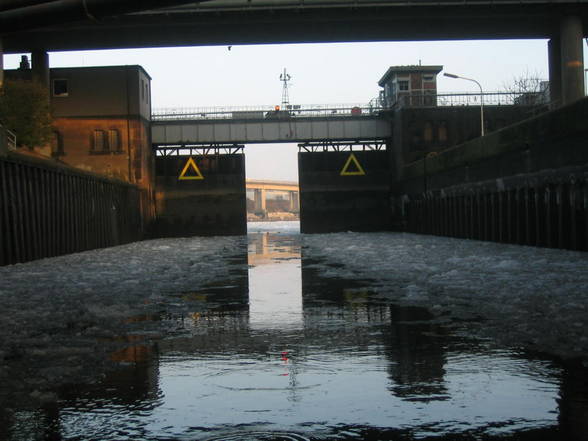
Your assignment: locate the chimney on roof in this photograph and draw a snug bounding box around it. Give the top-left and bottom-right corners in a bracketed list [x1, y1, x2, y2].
[19, 55, 30, 70]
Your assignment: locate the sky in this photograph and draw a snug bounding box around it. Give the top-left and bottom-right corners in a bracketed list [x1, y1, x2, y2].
[4, 39, 587, 181]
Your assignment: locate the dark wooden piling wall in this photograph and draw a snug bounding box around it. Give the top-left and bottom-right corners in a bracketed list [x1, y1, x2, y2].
[0, 152, 144, 266]
[396, 97, 588, 252]
[404, 178, 588, 251]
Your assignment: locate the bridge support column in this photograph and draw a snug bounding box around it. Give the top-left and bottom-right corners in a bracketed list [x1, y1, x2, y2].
[560, 16, 584, 105]
[548, 37, 562, 108]
[289, 191, 299, 212]
[31, 50, 49, 87]
[550, 16, 584, 108]
[254, 188, 267, 215]
[0, 38, 4, 89]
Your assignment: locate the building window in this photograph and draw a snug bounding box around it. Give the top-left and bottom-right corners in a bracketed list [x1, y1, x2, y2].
[423, 75, 434, 81]
[53, 79, 68, 97]
[93, 130, 107, 152]
[141, 79, 145, 101]
[398, 80, 409, 91]
[51, 131, 64, 157]
[108, 129, 121, 152]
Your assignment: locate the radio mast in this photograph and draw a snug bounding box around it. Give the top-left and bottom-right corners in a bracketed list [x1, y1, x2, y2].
[279, 68, 292, 110]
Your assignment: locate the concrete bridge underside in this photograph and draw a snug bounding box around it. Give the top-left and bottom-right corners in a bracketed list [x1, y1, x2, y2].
[151, 117, 391, 145]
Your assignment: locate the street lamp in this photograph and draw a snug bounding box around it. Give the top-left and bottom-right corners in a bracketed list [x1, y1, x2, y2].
[444, 72, 485, 137]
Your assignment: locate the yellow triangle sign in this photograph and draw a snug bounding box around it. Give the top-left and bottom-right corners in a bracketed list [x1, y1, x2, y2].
[178, 157, 204, 180]
[340, 153, 366, 176]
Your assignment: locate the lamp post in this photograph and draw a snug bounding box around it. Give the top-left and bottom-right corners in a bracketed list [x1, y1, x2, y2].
[444, 72, 485, 137]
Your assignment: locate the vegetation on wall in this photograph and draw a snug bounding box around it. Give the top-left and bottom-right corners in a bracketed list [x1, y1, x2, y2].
[0, 79, 52, 149]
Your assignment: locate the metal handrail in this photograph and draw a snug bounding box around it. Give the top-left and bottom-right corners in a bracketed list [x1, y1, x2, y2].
[152, 103, 381, 120]
[152, 91, 550, 121]
[6, 129, 17, 150]
[391, 91, 551, 107]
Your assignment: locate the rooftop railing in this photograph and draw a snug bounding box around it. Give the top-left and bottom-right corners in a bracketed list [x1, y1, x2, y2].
[152, 103, 381, 120]
[152, 91, 550, 121]
[389, 90, 550, 108]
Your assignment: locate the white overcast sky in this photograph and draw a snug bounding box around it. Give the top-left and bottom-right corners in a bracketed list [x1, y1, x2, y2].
[4, 40, 588, 181]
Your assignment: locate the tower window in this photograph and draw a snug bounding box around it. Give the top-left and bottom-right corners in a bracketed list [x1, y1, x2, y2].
[53, 79, 68, 97]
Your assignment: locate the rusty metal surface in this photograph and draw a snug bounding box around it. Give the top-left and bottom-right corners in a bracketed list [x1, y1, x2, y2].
[0, 153, 144, 266]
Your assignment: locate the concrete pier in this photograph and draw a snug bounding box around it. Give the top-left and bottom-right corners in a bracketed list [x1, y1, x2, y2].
[560, 16, 584, 105]
[299, 150, 391, 233]
[253, 188, 267, 216]
[0, 38, 4, 88]
[153, 154, 247, 236]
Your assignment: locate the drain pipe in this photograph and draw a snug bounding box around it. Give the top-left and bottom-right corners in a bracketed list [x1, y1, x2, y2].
[1, 0, 212, 34]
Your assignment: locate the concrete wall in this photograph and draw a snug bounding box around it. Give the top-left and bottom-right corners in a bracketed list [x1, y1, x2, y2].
[299, 150, 391, 233]
[153, 154, 247, 237]
[395, 98, 588, 251]
[391, 105, 546, 166]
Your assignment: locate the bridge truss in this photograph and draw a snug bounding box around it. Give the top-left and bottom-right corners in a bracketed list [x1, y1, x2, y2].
[155, 143, 245, 156]
[298, 140, 387, 153]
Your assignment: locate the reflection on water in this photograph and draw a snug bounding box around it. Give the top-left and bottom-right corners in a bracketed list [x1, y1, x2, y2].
[3, 222, 588, 440]
[249, 232, 303, 331]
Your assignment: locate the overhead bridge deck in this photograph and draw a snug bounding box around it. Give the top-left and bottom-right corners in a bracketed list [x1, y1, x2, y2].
[151, 105, 391, 145]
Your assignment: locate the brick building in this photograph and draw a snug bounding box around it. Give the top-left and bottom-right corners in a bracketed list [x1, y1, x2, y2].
[378, 65, 443, 108]
[5, 63, 155, 217]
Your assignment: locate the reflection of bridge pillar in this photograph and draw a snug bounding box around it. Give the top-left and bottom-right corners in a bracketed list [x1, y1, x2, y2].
[289, 191, 299, 212]
[254, 188, 267, 214]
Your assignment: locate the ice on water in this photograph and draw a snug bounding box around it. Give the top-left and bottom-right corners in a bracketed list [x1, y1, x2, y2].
[1, 223, 587, 393]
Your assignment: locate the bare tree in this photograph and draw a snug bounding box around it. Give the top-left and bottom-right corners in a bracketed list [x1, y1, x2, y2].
[502, 69, 549, 105]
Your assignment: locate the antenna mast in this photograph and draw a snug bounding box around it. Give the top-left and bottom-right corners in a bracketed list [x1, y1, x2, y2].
[279, 68, 292, 110]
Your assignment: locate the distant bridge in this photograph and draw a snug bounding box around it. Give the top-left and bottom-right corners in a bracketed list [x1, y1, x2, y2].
[246, 179, 299, 214]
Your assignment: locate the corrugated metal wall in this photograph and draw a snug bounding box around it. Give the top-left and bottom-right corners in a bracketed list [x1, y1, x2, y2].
[0, 154, 144, 266]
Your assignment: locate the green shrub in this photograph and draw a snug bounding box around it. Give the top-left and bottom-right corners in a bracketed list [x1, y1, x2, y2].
[0, 79, 52, 149]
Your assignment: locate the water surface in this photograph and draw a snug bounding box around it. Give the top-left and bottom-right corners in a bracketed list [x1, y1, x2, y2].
[3, 222, 587, 440]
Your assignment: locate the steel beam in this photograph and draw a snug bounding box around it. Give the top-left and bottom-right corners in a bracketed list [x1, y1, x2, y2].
[0, 0, 214, 34]
[154, 143, 244, 157]
[298, 140, 387, 153]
